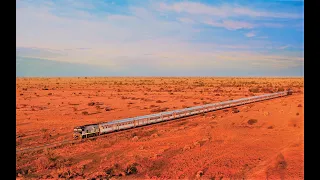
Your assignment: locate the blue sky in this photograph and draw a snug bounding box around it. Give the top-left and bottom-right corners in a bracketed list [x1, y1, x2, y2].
[16, 0, 304, 77]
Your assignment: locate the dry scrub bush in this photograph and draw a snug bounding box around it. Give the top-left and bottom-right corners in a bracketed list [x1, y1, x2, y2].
[261, 88, 274, 93]
[266, 153, 287, 179]
[42, 132, 52, 140]
[249, 88, 260, 93]
[34, 148, 61, 171]
[125, 163, 138, 175]
[247, 119, 258, 125]
[103, 163, 138, 179]
[148, 160, 166, 177]
[88, 102, 95, 106]
[150, 107, 168, 113]
[34, 156, 50, 170]
[232, 108, 240, 113]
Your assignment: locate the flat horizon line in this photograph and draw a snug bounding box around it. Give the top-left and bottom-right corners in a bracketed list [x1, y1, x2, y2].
[16, 76, 304, 78]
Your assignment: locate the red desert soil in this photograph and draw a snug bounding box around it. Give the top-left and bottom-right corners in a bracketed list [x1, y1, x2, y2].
[16, 77, 304, 179]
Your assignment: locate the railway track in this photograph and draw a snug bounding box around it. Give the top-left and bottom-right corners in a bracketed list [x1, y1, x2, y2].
[16, 90, 293, 154]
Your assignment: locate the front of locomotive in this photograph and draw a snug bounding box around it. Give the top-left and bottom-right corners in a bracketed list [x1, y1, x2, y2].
[73, 126, 84, 139]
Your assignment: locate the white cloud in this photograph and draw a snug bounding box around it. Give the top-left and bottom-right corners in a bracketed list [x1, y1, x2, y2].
[245, 31, 256, 38]
[158, 2, 302, 19]
[156, 2, 301, 31]
[278, 45, 291, 49]
[261, 23, 284, 28]
[177, 17, 194, 24]
[203, 20, 254, 30]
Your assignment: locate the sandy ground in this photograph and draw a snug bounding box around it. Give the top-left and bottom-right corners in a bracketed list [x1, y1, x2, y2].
[16, 77, 304, 179]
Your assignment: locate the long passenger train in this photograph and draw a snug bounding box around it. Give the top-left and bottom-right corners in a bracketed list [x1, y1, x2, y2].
[73, 90, 293, 139]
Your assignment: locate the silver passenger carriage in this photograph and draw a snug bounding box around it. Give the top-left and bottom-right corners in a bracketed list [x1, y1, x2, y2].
[73, 90, 293, 139]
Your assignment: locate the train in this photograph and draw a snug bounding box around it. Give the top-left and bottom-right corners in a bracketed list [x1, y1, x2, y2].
[73, 90, 293, 139]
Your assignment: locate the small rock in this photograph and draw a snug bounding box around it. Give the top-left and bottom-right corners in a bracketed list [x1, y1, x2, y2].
[232, 109, 240, 113]
[132, 136, 139, 141]
[151, 133, 159, 138]
[193, 141, 200, 147]
[153, 154, 161, 159]
[264, 112, 270, 116]
[119, 172, 126, 177]
[183, 145, 191, 151]
[202, 137, 210, 142]
[105, 107, 112, 111]
[196, 171, 204, 178]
